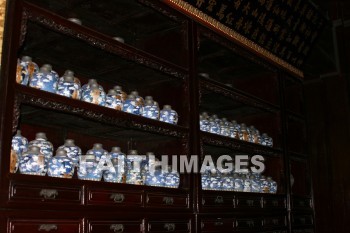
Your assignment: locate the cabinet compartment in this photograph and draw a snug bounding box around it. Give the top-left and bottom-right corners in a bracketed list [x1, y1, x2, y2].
[9, 181, 83, 206]
[292, 197, 313, 210]
[235, 195, 262, 209]
[263, 196, 286, 209]
[235, 217, 262, 231]
[24, 0, 189, 68]
[145, 192, 189, 209]
[263, 216, 287, 229]
[291, 214, 314, 227]
[88, 220, 143, 233]
[8, 219, 82, 233]
[148, 220, 190, 233]
[201, 193, 234, 210]
[87, 188, 143, 207]
[200, 218, 234, 233]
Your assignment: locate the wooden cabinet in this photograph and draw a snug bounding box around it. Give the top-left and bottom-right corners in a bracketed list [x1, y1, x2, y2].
[0, 0, 315, 232]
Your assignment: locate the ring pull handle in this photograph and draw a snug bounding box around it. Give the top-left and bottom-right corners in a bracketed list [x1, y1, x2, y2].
[40, 189, 58, 200]
[214, 196, 224, 204]
[38, 224, 57, 231]
[163, 197, 174, 205]
[164, 223, 175, 232]
[246, 199, 254, 206]
[110, 224, 124, 232]
[110, 193, 125, 203]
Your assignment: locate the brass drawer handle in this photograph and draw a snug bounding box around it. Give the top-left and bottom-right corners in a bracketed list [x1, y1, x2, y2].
[246, 199, 254, 206]
[163, 197, 174, 205]
[110, 224, 124, 232]
[214, 221, 224, 226]
[38, 224, 57, 231]
[110, 193, 125, 203]
[40, 189, 58, 200]
[214, 196, 224, 204]
[164, 223, 175, 232]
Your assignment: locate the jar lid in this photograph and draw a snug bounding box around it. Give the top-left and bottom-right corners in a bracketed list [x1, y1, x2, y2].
[128, 150, 138, 155]
[130, 91, 139, 97]
[163, 105, 172, 110]
[146, 152, 155, 156]
[35, 132, 47, 140]
[111, 147, 121, 153]
[64, 70, 74, 77]
[145, 99, 154, 106]
[64, 139, 75, 146]
[145, 96, 153, 101]
[39, 66, 50, 74]
[88, 79, 97, 85]
[108, 89, 117, 95]
[90, 83, 99, 90]
[64, 75, 74, 83]
[127, 94, 135, 100]
[93, 143, 103, 149]
[55, 148, 67, 157]
[113, 85, 122, 91]
[28, 145, 40, 153]
[15, 130, 22, 136]
[21, 56, 32, 62]
[42, 64, 53, 71]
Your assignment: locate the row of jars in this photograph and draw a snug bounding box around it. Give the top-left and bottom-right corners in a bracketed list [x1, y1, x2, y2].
[199, 112, 273, 147]
[202, 170, 277, 193]
[10, 130, 180, 188]
[16, 56, 178, 124]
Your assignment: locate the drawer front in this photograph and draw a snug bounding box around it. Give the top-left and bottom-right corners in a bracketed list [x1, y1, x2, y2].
[292, 215, 313, 226]
[292, 197, 312, 210]
[87, 188, 142, 207]
[263, 197, 286, 209]
[235, 218, 262, 231]
[201, 218, 234, 233]
[263, 216, 287, 228]
[9, 219, 82, 233]
[9, 182, 82, 205]
[145, 193, 189, 209]
[262, 231, 287, 233]
[88, 220, 143, 233]
[148, 220, 190, 233]
[202, 194, 234, 208]
[235, 196, 262, 209]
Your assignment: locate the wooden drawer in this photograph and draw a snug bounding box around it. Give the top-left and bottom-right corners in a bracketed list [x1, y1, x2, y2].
[263, 216, 287, 228]
[235, 218, 262, 231]
[292, 214, 313, 226]
[262, 231, 287, 233]
[200, 218, 234, 232]
[9, 219, 82, 233]
[145, 192, 189, 209]
[88, 220, 143, 233]
[263, 197, 286, 209]
[235, 195, 262, 209]
[9, 182, 82, 205]
[148, 220, 190, 233]
[292, 197, 312, 210]
[87, 188, 143, 207]
[201, 194, 234, 208]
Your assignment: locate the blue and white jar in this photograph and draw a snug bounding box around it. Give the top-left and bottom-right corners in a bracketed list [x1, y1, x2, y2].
[261, 133, 273, 147]
[260, 176, 270, 193]
[164, 166, 180, 188]
[19, 146, 47, 176]
[144, 166, 165, 187]
[86, 143, 108, 163]
[219, 121, 230, 137]
[28, 132, 53, 160]
[130, 91, 144, 110]
[105, 89, 123, 110]
[242, 174, 252, 192]
[221, 172, 234, 190]
[201, 170, 211, 190]
[103, 147, 126, 183]
[57, 71, 81, 99]
[81, 81, 106, 106]
[250, 175, 261, 193]
[77, 154, 102, 181]
[16, 56, 38, 85]
[29, 64, 58, 93]
[229, 120, 241, 139]
[208, 117, 220, 134]
[268, 177, 277, 194]
[240, 124, 251, 142]
[113, 85, 127, 102]
[48, 149, 74, 178]
[199, 112, 210, 132]
[233, 174, 244, 192]
[208, 169, 222, 190]
[160, 105, 178, 125]
[58, 139, 81, 167]
[10, 130, 28, 173]
[126, 150, 144, 185]
[142, 96, 159, 120]
[123, 94, 142, 115]
[250, 126, 261, 144]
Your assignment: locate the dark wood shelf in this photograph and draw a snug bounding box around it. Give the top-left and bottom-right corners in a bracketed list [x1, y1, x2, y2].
[200, 131, 282, 157]
[15, 84, 189, 139]
[22, 1, 188, 80]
